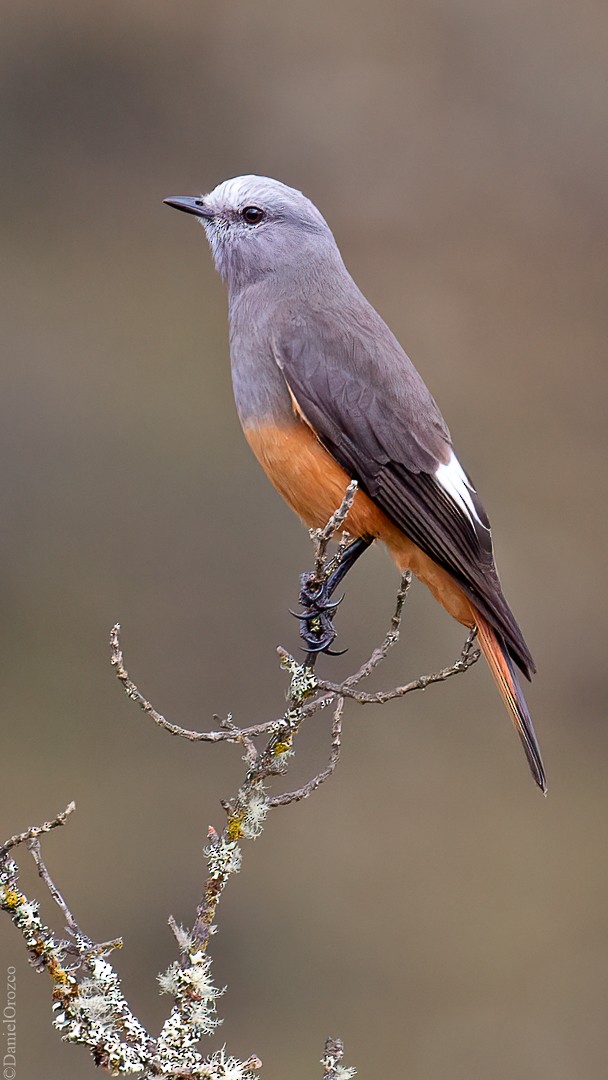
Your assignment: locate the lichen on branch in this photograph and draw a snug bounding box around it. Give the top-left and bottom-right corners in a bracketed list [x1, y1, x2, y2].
[1, 484, 478, 1076]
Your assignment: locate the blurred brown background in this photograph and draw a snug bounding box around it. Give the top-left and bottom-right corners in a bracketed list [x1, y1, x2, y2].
[1, 2, 606, 1077]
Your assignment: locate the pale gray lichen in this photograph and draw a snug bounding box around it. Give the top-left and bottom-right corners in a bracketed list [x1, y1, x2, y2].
[72, 979, 114, 1023]
[320, 1044, 357, 1080]
[54, 955, 150, 1073]
[158, 951, 223, 1010]
[279, 651, 318, 706]
[1, 867, 150, 1075]
[204, 837, 242, 880]
[171, 922, 195, 953]
[199, 1045, 262, 1080]
[156, 949, 226, 1070]
[240, 788, 269, 840]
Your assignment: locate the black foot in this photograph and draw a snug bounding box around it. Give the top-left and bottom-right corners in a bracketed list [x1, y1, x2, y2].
[294, 572, 345, 657]
[291, 537, 373, 665]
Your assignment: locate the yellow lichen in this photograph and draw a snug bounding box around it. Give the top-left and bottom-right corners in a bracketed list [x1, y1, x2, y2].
[272, 740, 292, 755]
[227, 817, 244, 841]
[48, 958, 71, 985]
[1, 889, 24, 910]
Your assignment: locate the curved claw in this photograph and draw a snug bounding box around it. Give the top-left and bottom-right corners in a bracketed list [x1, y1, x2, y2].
[324, 646, 349, 656]
[316, 593, 345, 612]
[301, 637, 335, 654]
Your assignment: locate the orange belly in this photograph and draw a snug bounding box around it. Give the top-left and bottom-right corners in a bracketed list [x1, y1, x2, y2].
[245, 421, 474, 628]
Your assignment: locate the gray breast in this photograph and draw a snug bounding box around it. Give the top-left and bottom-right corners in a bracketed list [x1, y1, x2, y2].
[228, 288, 295, 428]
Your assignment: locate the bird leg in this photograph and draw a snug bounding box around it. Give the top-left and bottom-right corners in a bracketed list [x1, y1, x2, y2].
[292, 536, 373, 665]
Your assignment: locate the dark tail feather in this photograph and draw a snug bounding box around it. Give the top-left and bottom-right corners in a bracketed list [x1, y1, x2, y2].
[474, 610, 547, 794]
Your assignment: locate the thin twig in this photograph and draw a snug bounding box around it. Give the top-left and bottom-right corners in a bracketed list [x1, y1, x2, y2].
[111, 624, 287, 743]
[316, 627, 480, 704]
[340, 570, 412, 690]
[312, 480, 358, 578]
[0, 801, 76, 861]
[109, 571, 412, 752]
[219, 713, 258, 762]
[111, 623, 343, 745]
[269, 697, 345, 807]
[266, 573, 412, 808]
[28, 837, 84, 938]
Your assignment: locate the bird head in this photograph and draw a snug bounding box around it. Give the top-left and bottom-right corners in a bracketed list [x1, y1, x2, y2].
[164, 175, 340, 290]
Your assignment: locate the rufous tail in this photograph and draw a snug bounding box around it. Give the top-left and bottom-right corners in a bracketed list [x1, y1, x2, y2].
[474, 610, 547, 794]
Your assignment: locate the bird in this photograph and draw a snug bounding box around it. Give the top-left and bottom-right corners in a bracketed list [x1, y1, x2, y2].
[164, 175, 546, 793]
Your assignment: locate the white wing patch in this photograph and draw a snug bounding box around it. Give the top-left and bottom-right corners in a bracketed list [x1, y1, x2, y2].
[435, 451, 491, 531]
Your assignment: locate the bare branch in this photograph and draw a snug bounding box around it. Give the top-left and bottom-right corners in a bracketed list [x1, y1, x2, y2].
[111, 624, 240, 743]
[269, 697, 344, 808]
[1, 807, 155, 1074]
[111, 624, 285, 744]
[28, 837, 84, 940]
[316, 627, 480, 705]
[4, 484, 478, 1078]
[0, 800, 75, 861]
[339, 570, 412, 690]
[312, 479, 359, 577]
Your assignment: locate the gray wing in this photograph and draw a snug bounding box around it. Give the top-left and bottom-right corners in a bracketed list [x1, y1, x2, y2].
[275, 313, 535, 678]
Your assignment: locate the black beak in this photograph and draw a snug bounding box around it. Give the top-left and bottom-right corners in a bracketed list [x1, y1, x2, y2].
[163, 196, 213, 220]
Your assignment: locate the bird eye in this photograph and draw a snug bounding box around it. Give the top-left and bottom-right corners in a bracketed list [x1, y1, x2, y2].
[241, 206, 265, 225]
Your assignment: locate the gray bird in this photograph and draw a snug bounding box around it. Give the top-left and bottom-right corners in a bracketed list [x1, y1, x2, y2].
[164, 175, 546, 793]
